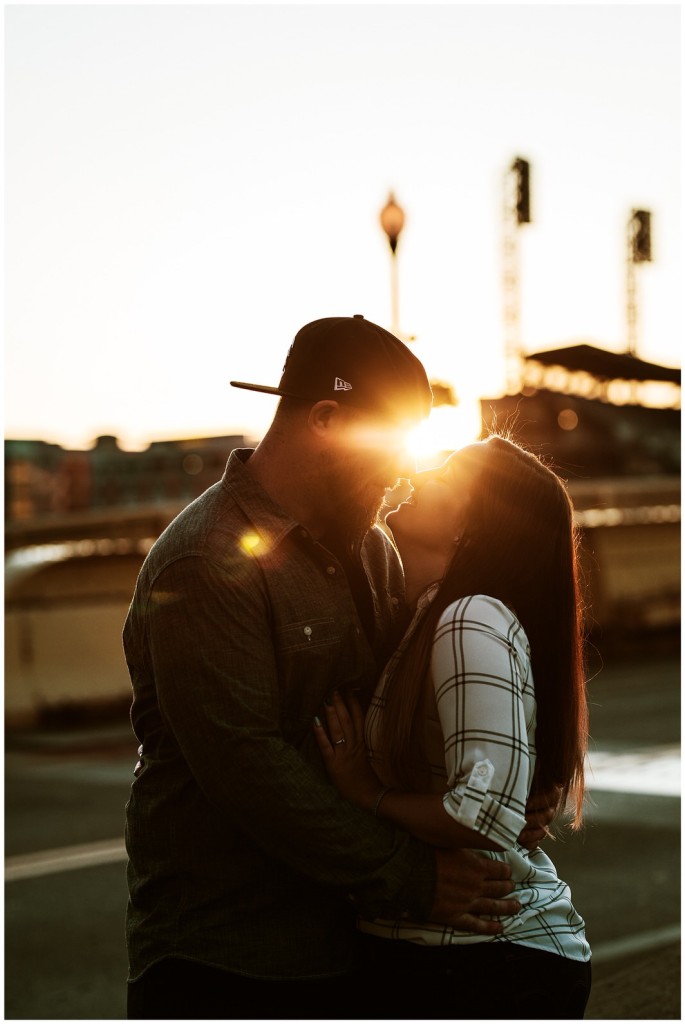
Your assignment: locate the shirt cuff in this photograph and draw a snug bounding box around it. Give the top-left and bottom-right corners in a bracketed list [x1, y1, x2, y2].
[442, 758, 527, 849]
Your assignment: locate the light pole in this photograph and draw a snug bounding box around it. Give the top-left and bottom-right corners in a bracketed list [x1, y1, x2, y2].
[380, 192, 405, 338]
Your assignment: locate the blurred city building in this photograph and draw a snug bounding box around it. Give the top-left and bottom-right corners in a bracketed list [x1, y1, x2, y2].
[5, 432, 247, 526]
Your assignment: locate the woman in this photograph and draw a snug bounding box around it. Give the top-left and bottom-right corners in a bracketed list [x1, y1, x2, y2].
[314, 434, 591, 1020]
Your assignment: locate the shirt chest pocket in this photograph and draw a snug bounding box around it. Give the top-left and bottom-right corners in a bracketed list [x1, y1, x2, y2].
[276, 616, 342, 653]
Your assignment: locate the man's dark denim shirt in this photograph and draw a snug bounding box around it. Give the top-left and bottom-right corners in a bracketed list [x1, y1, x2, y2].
[124, 449, 437, 982]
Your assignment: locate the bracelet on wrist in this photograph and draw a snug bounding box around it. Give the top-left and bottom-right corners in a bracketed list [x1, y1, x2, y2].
[373, 785, 394, 817]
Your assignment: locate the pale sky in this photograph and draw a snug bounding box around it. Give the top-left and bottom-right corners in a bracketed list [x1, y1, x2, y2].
[5, 3, 682, 453]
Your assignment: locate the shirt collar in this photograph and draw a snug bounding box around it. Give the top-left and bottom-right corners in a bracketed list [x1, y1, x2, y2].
[221, 448, 302, 550]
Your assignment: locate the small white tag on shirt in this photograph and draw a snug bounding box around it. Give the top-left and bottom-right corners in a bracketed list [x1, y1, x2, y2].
[455, 758, 495, 828]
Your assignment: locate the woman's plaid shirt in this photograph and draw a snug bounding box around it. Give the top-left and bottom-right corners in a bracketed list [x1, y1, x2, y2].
[363, 590, 591, 961]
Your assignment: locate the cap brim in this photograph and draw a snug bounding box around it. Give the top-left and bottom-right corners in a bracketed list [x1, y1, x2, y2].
[230, 381, 282, 396]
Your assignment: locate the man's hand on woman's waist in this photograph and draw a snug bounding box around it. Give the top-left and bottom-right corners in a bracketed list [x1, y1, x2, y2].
[430, 848, 519, 935]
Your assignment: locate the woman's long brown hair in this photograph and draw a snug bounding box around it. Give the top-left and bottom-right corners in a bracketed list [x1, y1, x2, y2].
[379, 434, 589, 828]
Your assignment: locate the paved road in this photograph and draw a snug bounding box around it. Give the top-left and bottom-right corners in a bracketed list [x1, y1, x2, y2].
[5, 652, 680, 1020]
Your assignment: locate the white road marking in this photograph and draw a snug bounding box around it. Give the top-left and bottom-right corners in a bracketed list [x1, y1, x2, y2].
[5, 838, 127, 881]
[587, 745, 680, 796]
[591, 923, 681, 964]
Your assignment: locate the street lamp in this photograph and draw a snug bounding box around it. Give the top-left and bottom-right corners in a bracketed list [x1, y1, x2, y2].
[380, 192, 405, 338]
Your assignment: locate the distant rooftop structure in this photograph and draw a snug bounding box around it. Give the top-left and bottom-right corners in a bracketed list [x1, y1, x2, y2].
[525, 344, 681, 386]
[481, 342, 681, 479]
[517, 343, 680, 413]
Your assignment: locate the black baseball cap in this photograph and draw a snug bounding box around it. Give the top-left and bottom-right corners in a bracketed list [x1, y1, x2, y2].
[231, 315, 432, 424]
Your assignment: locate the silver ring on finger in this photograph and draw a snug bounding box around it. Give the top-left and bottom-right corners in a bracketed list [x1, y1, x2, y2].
[335, 738, 346, 745]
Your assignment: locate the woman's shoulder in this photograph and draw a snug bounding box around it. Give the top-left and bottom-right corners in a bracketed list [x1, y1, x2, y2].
[436, 595, 528, 650]
[437, 593, 513, 623]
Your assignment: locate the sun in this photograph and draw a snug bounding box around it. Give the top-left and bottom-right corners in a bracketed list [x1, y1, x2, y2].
[407, 401, 482, 470]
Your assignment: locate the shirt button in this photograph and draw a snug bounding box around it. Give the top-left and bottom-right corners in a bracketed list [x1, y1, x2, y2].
[477, 765, 489, 777]
[326, 566, 336, 575]
[391, 596, 400, 607]
[304, 626, 313, 637]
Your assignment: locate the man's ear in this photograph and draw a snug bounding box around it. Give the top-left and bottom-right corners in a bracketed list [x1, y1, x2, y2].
[307, 400, 342, 438]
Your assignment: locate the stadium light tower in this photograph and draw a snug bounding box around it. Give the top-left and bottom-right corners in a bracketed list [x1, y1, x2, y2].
[502, 157, 531, 393]
[626, 209, 652, 356]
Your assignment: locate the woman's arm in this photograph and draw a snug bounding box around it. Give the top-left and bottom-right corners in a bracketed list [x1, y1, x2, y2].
[314, 690, 503, 851]
[315, 597, 536, 853]
[432, 596, 531, 849]
[374, 788, 504, 851]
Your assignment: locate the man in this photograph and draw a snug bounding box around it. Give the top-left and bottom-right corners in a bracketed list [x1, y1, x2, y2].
[124, 315, 530, 1019]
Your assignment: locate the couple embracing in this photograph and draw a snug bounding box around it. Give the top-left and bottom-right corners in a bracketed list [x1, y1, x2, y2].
[124, 315, 591, 1020]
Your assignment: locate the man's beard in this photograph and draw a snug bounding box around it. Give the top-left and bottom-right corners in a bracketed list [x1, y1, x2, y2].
[323, 458, 386, 544]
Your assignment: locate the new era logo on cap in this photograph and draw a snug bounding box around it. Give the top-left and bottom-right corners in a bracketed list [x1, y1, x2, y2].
[334, 378, 352, 392]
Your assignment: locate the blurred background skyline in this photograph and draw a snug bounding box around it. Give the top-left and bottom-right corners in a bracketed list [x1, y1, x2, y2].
[5, 4, 681, 452]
